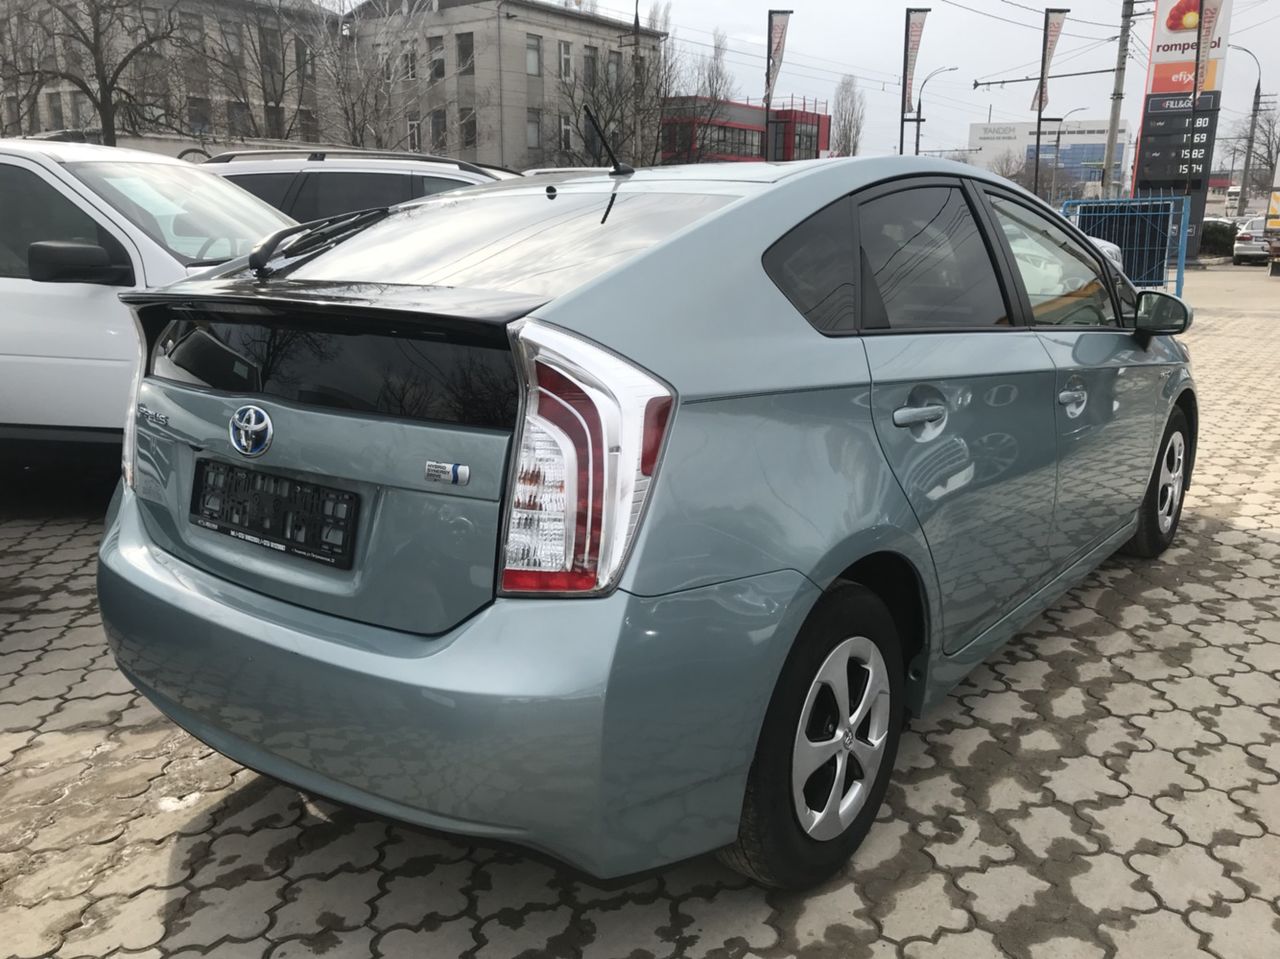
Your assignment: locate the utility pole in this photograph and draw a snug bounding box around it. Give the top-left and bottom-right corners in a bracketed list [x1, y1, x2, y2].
[1101, 0, 1134, 197]
[1232, 45, 1263, 217]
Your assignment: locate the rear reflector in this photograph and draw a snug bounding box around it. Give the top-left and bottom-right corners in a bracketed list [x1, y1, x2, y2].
[501, 320, 673, 595]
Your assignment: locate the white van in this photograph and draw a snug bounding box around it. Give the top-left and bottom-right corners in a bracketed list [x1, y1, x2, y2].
[1227, 185, 1242, 207]
[0, 139, 292, 456]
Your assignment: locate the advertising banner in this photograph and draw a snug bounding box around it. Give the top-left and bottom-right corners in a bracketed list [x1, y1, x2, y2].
[1031, 10, 1067, 112]
[903, 9, 929, 114]
[765, 10, 792, 102]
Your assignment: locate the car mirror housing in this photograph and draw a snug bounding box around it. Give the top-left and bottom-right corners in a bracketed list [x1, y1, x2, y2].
[28, 240, 133, 286]
[1134, 290, 1192, 336]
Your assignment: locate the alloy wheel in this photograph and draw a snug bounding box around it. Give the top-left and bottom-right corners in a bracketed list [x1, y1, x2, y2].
[1157, 431, 1186, 534]
[791, 636, 892, 841]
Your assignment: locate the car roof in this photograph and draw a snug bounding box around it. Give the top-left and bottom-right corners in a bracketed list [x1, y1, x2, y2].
[0, 137, 187, 165]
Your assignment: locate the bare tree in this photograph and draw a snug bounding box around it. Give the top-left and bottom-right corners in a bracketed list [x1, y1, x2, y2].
[1232, 106, 1280, 200]
[552, 5, 673, 168]
[8, 0, 183, 145]
[185, 0, 326, 143]
[989, 148, 1031, 184]
[0, 13, 51, 135]
[665, 27, 736, 164]
[829, 74, 865, 157]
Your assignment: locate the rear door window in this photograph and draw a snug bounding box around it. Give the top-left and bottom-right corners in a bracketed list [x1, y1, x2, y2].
[762, 198, 857, 333]
[224, 172, 297, 212]
[857, 186, 1010, 330]
[291, 172, 414, 221]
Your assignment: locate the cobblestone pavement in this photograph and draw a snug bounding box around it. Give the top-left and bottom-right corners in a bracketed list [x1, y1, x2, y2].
[2, 268, 1278, 958]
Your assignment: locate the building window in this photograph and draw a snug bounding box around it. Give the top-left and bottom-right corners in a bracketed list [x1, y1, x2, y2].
[401, 40, 417, 79]
[457, 33, 474, 76]
[186, 96, 210, 134]
[228, 101, 252, 137]
[407, 114, 421, 151]
[559, 113, 572, 152]
[295, 38, 314, 79]
[3, 95, 19, 136]
[431, 108, 447, 152]
[141, 6, 163, 37]
[180, 13, 204, 54]
[222, 22, 243, 64]
[607, 50, 622, 86]
[71, 92, 93, 128]
[265, 104, 284, 139]
[583, 46, 598, 87]
[526, 34, 542, 76]
[460, 106, 476, 148]
[299, 108, 318, 142]
[559, 40, 572, 79]
[45, 92, 64, 130]
[260, 27, 283, 74]
[526, 108, 541, 150]
[428, 35, 444, 80]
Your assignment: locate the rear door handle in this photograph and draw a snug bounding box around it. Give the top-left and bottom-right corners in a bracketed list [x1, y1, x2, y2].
[1058, 390, 1087, 406]
[892, 404, 947, 427]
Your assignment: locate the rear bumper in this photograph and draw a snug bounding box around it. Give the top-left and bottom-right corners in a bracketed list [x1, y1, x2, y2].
[99, 489, 817, 877]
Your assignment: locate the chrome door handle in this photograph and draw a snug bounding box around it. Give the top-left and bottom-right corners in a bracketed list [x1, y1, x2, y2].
[892, 404, 947, 427]
[1058, 390, 1087, 406]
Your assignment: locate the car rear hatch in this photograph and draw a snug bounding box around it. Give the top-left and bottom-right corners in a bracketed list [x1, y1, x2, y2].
[124, 283, 539, 635]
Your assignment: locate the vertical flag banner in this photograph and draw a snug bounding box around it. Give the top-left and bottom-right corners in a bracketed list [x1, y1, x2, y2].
[765, 11, 792, 102]
[1194, 0, 1226, 99]
[903, 9, 929, 114]
[1031, 10, 1067, 111]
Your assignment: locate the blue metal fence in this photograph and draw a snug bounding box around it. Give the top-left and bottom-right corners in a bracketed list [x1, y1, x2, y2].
[1061, 196, 1191, 296]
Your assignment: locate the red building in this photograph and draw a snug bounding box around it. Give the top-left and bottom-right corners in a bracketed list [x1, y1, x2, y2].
[661, 96, 831, 164]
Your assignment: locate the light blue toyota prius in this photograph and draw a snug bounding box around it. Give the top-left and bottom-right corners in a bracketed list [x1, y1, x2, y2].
[99, 157, 1196, 888]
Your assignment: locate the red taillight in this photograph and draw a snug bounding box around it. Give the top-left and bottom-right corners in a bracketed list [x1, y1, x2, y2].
[501, 321, 673, 596]
[1238, 233, 1253, 242]
[641, 397, 672, 477]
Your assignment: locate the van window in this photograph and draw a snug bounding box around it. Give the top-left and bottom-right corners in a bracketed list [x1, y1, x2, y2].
[224, 172, 297, 212]
[291, 172, 414, 221]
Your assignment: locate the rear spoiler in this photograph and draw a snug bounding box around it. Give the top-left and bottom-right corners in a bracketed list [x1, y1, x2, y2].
[121, 280, 547, 352]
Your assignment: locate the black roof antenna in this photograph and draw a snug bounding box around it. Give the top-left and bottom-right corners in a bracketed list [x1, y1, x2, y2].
[584, 106, 634, 177]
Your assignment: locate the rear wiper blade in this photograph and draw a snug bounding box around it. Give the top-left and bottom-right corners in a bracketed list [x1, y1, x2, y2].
[248, 207, 391, 278]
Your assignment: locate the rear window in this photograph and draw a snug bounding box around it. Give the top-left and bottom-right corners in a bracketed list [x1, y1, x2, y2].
[291, 172, 414, 221]
[151, 315, 518, 430]
[286, 189, 734, 298]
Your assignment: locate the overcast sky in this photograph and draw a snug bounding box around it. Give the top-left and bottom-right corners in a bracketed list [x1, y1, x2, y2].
[590, 0, 1280, 159]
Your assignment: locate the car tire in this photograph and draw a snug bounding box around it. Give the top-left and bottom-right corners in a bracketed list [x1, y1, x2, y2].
[718, 582, 905, 889]
[1121, 406, 1189, 559]
[1232, 256, 1242, 265]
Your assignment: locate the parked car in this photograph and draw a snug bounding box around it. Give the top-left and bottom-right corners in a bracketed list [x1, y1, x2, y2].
[1233, 216, 1270, 265]
[201, 148, 508, 220]
[100, 157, 1196, 890]
[0, 139, 293, 458]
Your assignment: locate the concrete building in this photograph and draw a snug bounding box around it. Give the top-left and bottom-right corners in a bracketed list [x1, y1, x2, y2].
[968, 119, 1130, 191]
[352, 0, 664, 169]
[661, 95, 830, 164]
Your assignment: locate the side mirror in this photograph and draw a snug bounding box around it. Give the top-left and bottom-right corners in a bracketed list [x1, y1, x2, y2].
[1135, 290, 1192, 336]
[28, 241, 132, 286]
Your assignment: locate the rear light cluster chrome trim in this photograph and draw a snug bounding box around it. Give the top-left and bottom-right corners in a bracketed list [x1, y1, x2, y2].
[500, 319, 674, 596]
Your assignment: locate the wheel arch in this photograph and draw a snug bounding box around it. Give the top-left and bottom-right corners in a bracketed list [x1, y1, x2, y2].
[1173, 388, 1198, 489]
[832, 551, 933, 716]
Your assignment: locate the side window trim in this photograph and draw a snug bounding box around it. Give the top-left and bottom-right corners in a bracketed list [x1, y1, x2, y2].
[977, 186, 1124, 331]
[851, 175, 1019, 335]
[0, 158, 143, 284]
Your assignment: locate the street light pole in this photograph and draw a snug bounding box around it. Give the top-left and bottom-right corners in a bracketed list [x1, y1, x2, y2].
[915, 65, 957, 156]
[1231, 45, 1262, 218]
[1051, 106, 1087, 200]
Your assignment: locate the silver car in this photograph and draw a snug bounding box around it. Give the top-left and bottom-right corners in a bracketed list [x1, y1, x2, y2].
[100, 158, 1196, 888]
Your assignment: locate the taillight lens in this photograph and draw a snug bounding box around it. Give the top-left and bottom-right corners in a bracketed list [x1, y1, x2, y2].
[501, 320, 674, 595]
[121, 309, 147, 489]
[1238, 233, 1253, 242]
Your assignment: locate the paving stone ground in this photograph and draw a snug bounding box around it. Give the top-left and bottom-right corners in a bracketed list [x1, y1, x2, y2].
[1, 266, 1278, 958]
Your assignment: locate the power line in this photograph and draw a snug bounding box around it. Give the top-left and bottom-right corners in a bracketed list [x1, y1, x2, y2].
[935, 0, 1115, 40]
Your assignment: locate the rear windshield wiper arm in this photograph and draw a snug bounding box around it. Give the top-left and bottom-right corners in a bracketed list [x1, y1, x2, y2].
[248, 207, 391, 278]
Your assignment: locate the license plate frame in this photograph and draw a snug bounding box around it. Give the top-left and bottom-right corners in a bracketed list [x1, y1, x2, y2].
[189, 459, 360, 569]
